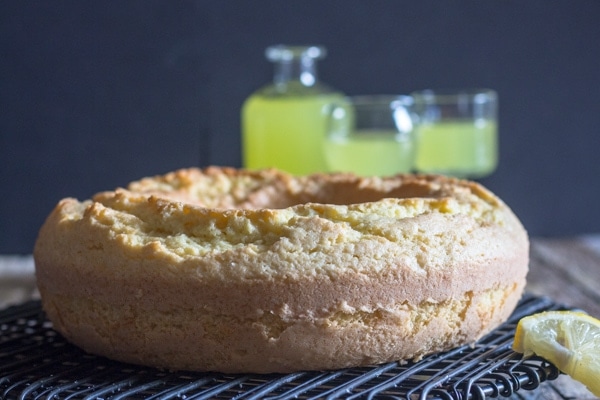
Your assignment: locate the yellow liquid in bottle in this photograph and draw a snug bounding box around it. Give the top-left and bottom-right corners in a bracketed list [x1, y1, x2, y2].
[324, 130, 414, 176]
[415, 120, 498, 178]
[242, 93, 344, 175]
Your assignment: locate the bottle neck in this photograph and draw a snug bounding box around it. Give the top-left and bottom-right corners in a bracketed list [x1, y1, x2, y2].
[273, 57, 318, 89]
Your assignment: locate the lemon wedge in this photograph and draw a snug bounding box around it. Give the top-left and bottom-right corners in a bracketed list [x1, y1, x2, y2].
[513, 310, 600, 397]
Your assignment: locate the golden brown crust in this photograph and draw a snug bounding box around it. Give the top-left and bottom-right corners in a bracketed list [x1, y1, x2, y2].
[34, 167, 529, 373]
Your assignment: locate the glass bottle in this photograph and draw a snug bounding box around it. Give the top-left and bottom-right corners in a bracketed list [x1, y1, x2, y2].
[241, 45, 345, 175]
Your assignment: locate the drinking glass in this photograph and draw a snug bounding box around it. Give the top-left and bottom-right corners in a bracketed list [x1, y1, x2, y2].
[411, 89, 498, 178]
[323, 95, 416, 176]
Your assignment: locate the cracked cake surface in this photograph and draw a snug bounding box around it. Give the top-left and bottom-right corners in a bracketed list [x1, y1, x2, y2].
[34, 167, 529, 373]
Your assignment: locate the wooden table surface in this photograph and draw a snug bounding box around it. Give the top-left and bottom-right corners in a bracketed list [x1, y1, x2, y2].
[1, 235, 599, 399]
[522, 236, 600, 399]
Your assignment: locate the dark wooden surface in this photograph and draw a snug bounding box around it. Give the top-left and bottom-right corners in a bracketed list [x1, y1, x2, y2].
[529, 237, 600, 317]
[1, 235, 599, 399]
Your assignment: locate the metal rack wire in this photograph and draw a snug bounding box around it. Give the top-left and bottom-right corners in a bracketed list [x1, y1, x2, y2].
[0, 294, 564, 400]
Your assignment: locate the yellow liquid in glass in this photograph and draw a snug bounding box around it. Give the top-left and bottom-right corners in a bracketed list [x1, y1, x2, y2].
[324, 130, 414, 176]
[242, 93, 344, 175]
[415, 120, 497, 178]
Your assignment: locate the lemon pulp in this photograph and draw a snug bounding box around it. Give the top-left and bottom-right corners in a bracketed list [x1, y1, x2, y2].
[513, 310, 600, 397]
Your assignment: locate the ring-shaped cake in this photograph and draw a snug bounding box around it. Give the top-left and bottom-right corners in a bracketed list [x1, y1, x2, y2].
[34, 167, 529, 373]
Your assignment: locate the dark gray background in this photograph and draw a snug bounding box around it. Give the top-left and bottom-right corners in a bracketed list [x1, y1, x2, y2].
[2, 1, 599, 254]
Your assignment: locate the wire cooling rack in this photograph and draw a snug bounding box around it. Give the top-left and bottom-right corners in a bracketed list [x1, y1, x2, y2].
[0, 294, 565, 400]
